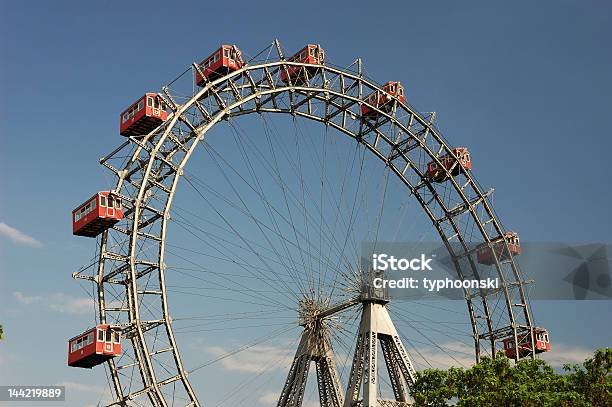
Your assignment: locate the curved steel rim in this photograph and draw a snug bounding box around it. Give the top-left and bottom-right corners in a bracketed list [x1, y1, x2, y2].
[94, 48, 534, 406]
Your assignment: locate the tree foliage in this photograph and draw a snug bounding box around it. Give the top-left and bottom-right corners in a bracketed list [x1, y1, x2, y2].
[411, 348, 611, 407]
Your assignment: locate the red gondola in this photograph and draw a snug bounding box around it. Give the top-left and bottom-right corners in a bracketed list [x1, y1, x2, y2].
[195, 45, 243, 86]
[119, 93, 168, 137]
[426, 147, 471, 183]
[68, 325, 122, 368]
[72, 192, 123, 238]
[476, 232, 521, 265]
[361, 81, 405, 118]
[280, 44, 325, 84]
[503, 327, 551, 359]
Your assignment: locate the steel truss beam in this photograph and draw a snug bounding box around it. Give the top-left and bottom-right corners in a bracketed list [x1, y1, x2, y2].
[278, 323, 344, 407]
[344, 302, 416, 407]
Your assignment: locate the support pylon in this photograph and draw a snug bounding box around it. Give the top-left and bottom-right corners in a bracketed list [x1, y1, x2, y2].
[277, 321, 344, 407]
[343, 299, 417, 407]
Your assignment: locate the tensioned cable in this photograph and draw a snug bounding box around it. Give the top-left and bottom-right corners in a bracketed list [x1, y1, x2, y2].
[185, 145, 309, 301]
[212, 334, 300, 406]
[187, 325, 296, 374]
[171, 202, 354, 290]
[248, 115, 364, 285]
[226, 118, 313, 296]
[181, 174, 303, 305]
[166, 234, 296, 311]
[222, 116, 358, 293]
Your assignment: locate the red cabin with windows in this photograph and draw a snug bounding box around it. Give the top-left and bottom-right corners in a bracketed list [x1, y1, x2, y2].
[476, 231, 521, 265]
[280, 44, 325, 84]
[426, 147, 471, 183]
[72, 192, 123, 238]
[195, 45, 243, 86]
[68, 325, 122, 368]
[120, 93, 168, 137]
[503, 327, 551, 359]
[361, 82, 405, 118]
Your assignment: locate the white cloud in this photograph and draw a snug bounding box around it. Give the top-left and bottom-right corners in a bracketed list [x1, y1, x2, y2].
[407, 341, 594, 370]
[207, 344, 294, 373]
[540, 343, 593, 367]
[14, 291, 42, 304]
[57, 381, 106, 395]
[407, 341, 477, 370]
[56, 382, 112, 407]
[0, 222, 42, 247]
[13, 291, 94, 314]
[47, 293, 94, 315]
[258, 391, 280, 406]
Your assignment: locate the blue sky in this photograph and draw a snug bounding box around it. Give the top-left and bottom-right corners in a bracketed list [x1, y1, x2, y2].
[1, 1, 611, 406]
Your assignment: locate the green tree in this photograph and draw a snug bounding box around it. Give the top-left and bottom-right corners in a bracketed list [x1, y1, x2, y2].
[0, 324, 3, 340]
[411, 348, 611, 407]
[564, 348, 612, 407]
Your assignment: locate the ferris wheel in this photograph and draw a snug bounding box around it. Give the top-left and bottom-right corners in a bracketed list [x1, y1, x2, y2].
[69, 39, 550, 407]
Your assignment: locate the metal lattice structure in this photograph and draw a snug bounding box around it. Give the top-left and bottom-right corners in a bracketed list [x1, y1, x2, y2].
[277, 314, 344, 407]
[342, 286, 417, 407]
[73, 39, 539, 406]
